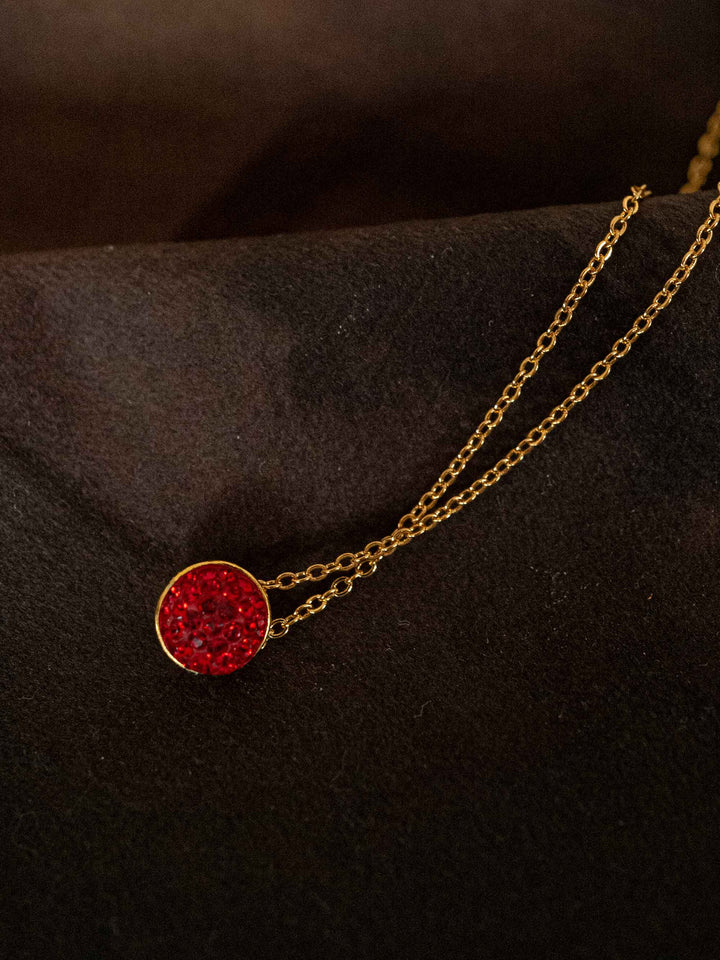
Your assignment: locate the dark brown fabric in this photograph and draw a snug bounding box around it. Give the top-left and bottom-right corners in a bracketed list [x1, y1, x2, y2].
[2, 190, 720, 958]
[1, 0, 718, 254]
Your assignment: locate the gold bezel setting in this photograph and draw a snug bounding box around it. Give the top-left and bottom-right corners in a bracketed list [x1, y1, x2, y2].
[155, 561, 271, 674]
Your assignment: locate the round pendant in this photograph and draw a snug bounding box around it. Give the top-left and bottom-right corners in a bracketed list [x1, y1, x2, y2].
[155, 561, 271, 675]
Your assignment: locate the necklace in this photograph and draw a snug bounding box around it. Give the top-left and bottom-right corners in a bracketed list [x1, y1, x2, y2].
[680, 99, 720, 194]
[155, 181, 720, 675]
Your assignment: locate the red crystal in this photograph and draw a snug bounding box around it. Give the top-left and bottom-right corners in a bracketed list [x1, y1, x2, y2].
[156, 562, 269, 675]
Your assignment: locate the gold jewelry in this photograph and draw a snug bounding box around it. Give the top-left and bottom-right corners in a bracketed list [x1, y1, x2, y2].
[156, 181, 720, 675]
[680, 100, 720, 193]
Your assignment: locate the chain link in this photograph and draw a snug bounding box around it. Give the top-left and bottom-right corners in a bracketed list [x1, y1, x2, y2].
[267, 560, 377, 638]
[680, 100, 720, 194]
[263, 182, 720, 639]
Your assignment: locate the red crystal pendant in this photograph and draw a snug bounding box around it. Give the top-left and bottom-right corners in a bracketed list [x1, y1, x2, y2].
[155, 561, 270, 675]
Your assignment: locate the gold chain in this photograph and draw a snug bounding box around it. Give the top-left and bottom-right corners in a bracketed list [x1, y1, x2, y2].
[680, 101, 720, 193]
[261, 182, 720, 639]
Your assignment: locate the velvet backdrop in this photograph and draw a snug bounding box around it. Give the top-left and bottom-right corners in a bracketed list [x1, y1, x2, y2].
[2, 190, 720, 958]
[1, 0, 718, 253]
